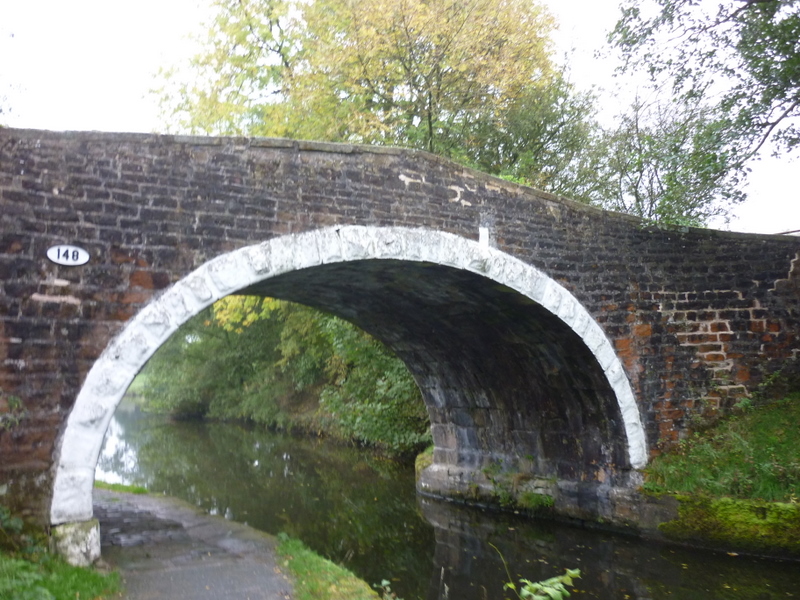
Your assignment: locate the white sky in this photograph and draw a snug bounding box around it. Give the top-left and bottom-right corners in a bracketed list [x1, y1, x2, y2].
[1, 0, 797, 235]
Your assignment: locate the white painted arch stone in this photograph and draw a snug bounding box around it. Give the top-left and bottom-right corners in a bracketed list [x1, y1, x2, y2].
[51, 225, 648, 525]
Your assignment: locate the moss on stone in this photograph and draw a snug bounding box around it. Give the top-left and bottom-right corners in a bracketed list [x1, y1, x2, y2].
[658, 495, 800, 556]
[50, 519, 101, 566]
[414, 445, 434, 479]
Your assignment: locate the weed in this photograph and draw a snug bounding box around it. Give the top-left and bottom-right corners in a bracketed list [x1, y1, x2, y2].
[0, 506, 23, 552]
[414, 446, 433, 477]
[490, 543, 580, 599]
[518, 491, 555, 512]
[0, 505, 44, 559]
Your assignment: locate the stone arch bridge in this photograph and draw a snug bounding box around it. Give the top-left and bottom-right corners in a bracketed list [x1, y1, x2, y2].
[1, 129, 799, 560]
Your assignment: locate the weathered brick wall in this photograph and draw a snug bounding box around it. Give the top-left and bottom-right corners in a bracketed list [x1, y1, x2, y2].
[1, 129, 798, 522]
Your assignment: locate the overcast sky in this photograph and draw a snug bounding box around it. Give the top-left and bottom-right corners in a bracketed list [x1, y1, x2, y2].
[1, 0, 797, 235]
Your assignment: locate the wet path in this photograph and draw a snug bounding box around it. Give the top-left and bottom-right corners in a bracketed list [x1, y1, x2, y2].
[94, 489, 294, 600]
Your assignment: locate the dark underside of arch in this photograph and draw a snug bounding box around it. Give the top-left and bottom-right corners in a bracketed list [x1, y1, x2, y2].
[243, 259, 629, 483]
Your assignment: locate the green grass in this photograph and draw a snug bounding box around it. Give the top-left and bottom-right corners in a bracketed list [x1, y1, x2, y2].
[1, 502, 121, 600]
[644, 394, 800, 501]
[275, 533, 379, 600]
[94, 480, 149, 495]
[0, 550, 121, 600]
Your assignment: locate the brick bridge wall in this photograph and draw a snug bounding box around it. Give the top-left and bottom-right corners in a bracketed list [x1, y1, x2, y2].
[1, 129, 799, 526]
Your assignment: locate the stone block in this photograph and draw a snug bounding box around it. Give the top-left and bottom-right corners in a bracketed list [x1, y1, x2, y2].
[51, 519, 101, 566]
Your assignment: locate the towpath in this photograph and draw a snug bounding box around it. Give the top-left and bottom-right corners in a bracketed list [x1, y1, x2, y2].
[94, 488, 294, 600]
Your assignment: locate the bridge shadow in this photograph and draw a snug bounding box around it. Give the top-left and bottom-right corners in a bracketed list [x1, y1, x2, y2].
[249, 259, 629, 484]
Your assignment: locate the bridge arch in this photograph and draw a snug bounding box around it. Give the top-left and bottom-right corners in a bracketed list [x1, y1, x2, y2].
[51, 225, 647, 526]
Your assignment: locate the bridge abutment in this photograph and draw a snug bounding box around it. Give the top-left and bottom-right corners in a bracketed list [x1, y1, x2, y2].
[418, 458, 655, 527]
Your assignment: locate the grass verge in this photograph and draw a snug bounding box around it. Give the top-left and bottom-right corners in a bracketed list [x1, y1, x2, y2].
[275, 533, 379, 600]
[0, 550, 121, 600]
[644, 395, 800, 501]
[94, 480, 149, 495]
[2, 500, 121, 600]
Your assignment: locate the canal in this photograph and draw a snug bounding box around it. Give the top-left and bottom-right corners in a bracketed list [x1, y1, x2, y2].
[97, 402, 800, 600]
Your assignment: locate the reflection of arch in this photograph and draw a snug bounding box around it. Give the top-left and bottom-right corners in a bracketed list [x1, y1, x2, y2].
[51, 226, 647, 525]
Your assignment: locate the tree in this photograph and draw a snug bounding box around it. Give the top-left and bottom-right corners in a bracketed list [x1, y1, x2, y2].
[139, 303, 288, 420]
[459, 73, 608, 203]
[155, 0, 303, 137]
[214, 296, 429, 454]
[157, 0, 595, 173]
[158, 0, 640, 211]
[594, 94, 749, 226]
[610, 0, 800, 159]
[293, 0, 557, 154]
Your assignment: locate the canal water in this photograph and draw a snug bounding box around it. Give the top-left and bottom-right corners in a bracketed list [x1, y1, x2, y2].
[97, 403, 800, 600]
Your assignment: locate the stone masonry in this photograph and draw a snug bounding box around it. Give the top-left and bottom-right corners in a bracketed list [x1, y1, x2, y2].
[1, 129, 799, 534]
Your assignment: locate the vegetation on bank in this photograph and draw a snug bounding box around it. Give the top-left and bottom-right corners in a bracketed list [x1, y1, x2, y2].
[0, 506, 120, 600]
[658, 495, 800, 556]
[276, 533, 379, 600]
[644, 394, 800, 502]
[643, 392, 800, 555]
[0, 552, 120, 600]
[137, 296, 431, 458]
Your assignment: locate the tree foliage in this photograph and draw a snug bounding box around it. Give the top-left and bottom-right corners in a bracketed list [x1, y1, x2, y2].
[138, 296, 429, 456]
[161, 0, 557, 147]
[595, 94, 748, 225]
[155, 0, 302, 137]
[460, 75, 608, 203]
[611, 0, 800, 158]
[295, 0, 557, 154]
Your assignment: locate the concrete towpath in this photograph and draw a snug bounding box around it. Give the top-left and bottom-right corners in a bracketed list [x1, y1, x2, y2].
[94, 488, 294, 600]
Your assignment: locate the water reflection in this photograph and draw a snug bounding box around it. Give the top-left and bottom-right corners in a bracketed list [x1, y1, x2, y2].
[98, 404, 800, 600]
[421, 497, 800, 600]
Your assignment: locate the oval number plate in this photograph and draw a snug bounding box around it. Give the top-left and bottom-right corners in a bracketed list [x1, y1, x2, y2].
[47, 245, 90, 266]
